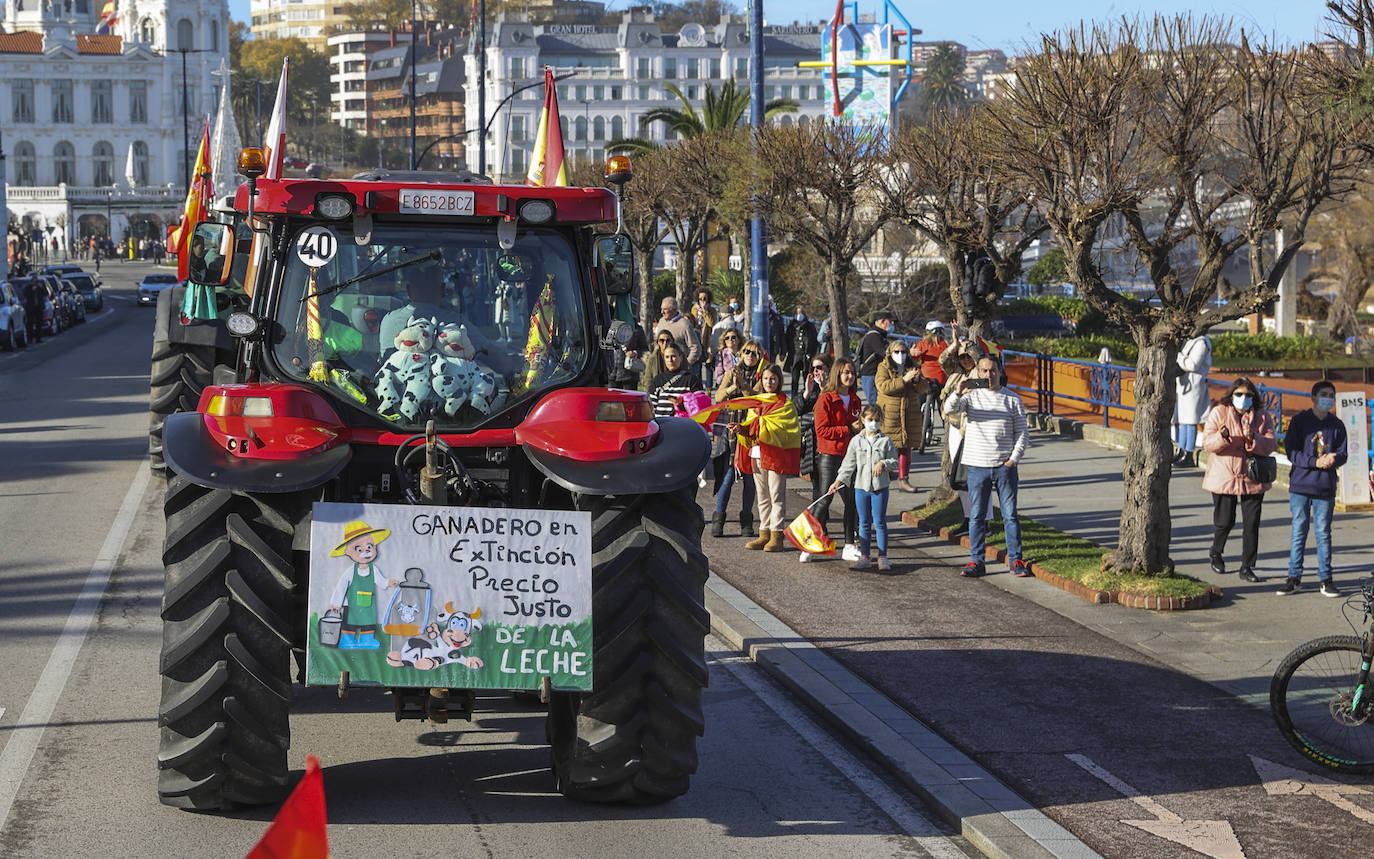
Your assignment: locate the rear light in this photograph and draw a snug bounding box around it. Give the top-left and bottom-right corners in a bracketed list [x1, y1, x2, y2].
[205, 394, 274, 417]
[595, 400, 654, 422]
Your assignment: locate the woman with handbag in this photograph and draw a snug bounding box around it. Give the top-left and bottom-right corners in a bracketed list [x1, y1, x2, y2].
[1199, 377, 1277, 583]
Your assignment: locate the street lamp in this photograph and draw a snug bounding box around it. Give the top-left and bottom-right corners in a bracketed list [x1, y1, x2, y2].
[478, 71, 577, 175]
[409, 0, 418, 169]
[105, 188, 112, 245]
[171, 46, 217, 191]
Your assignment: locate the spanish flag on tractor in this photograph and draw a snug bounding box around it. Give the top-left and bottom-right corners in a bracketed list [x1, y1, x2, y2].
[169, 118, 212, 283]
[526, 67, 568, 187]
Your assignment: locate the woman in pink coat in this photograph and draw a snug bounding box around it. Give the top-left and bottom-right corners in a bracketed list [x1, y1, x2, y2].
[1199, 377, 1277, 583]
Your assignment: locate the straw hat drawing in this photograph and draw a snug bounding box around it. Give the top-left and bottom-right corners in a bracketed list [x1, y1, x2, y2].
[331, 520, 391, 556]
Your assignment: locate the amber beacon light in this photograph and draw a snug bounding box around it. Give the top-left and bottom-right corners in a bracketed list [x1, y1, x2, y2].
[237, 147, 267, 179]
[604, 155, 633, 187]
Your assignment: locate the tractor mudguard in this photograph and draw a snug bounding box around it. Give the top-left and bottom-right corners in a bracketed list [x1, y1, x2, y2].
[155, 287, 234, 351]
[523, 415, 711, 496]
[162, 411, 352, 494]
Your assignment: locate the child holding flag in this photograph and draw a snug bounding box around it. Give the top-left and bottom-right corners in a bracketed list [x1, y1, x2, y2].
[830, 404, 899, 571]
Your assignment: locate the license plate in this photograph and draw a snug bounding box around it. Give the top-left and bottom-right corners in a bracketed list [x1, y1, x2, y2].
[397, 190, 475, 215]
[305, 501, 593, 691]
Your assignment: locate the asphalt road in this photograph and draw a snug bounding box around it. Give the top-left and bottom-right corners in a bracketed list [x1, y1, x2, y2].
[0, 264, 973, 857]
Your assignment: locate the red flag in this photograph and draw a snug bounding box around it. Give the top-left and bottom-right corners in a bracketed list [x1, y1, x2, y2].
[170, 118, 212, 281]
[246, 755, 328, 859]
[264, 58, 290, 180]
[526, 68, 568, 187]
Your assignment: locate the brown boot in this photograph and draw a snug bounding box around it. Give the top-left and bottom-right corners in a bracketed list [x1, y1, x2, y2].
[764, 529, 788, 552]
[745, 529, 770, 550]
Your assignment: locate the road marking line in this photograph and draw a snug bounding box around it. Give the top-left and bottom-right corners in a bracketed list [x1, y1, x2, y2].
[0, 465, 150, 835]
[1252, 755, 1374, 826]
[714, 650, 971, 858]
[1066, 754, 1244, 859]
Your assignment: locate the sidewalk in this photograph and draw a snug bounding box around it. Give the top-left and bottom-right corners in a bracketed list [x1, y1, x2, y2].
[996, 421, 1368, 708]
[697, 420, 1373, 857]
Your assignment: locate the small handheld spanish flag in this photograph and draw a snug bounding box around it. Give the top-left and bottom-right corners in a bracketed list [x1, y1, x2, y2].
[246, 755, 329, 859]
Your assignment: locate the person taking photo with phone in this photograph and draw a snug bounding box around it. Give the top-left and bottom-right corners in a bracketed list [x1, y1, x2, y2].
[943, 356, 1030, 578]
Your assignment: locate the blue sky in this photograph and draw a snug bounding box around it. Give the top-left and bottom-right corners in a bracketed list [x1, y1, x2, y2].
[227, 0, 1333, 54]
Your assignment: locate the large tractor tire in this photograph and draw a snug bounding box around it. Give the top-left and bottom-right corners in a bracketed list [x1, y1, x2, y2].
[547, 488, 710, 804]
[157, 475, 305, 810]
[148, 339, 215, 476]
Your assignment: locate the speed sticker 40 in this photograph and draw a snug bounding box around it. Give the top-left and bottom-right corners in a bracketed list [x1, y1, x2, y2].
[399, 190, 475, 215]
[296, 226, 338, 267]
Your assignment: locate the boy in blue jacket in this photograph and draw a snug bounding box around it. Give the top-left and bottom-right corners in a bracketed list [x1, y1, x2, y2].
[1279, 381, 1347, 596]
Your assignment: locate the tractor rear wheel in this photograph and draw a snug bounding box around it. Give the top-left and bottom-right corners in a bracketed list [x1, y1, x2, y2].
[547, 488, 710, 804]
[148, 339, 215, 476]
[157, 475, 305, 810]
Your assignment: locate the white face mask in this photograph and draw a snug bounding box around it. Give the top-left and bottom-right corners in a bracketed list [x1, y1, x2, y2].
[890, 352, 905, 365]
[864, 420, 879, 433]
[1233, 394, 1254, 411]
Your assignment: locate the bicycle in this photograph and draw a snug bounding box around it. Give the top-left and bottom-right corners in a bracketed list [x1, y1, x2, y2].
[1270, 577, 1374, 774]
[918, 381, 941, 454]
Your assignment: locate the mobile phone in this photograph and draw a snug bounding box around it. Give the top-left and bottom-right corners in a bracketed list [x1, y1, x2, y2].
[966, 378, 991, 389]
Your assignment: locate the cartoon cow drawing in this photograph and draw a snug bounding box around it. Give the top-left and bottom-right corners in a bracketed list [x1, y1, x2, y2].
[387, 603, 484, 670]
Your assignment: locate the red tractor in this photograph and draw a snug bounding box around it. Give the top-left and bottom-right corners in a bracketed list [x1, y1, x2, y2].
[154, 151, 710, 810]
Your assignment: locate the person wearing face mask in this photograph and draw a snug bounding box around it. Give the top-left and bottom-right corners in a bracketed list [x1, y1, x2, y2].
[1278, 381, 1348, 596]
[874, 338, 928, 492]
[784, 307, 819, 396]
[829, 404, 899, 571]
[688, 287, 716, 383]
[1199, 377, 1278, 583]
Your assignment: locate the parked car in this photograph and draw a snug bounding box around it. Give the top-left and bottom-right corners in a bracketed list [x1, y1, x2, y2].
[43, 263, 85, 277]
[39, 274, 78, 329]
[11, 277, 59, 336]
[65, 272, 104, 312]
[60, 280, 87, 323]
[138, 272, 181, 306]
[0, 281, 27, 350]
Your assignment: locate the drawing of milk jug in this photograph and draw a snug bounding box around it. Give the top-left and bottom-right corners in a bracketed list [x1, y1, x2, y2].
[383, 567, 432, 648]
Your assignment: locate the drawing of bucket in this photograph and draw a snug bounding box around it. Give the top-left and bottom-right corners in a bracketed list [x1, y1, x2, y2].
[318, 610, 343, 647]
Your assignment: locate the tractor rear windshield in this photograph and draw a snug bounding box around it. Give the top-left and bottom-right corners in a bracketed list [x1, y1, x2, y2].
[271, 222, 590, 429]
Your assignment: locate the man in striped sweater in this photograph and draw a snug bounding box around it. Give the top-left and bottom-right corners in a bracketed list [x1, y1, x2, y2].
[943, 356, 1031, 578]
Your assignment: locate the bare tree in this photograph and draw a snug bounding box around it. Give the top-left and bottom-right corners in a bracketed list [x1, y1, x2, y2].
[610, 153, 675, 336]
[650, 132, 733, 306]
[879, 108, 1046, 338]
[991, 17, 1362, 575]
[753, 121, 891, 358]
[1307, 180, 1374, 338]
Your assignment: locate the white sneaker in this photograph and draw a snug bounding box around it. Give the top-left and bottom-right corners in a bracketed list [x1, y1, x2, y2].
[851, 557, 872, 571]
[841, 543, 862, 562]
[799, 552, 813, 563]
[878, 556, 892, 571]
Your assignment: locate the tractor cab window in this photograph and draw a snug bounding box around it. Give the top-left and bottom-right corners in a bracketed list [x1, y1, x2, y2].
[272, 223, 590, 429]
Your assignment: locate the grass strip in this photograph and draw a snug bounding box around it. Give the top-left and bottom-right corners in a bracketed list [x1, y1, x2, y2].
[908, 497, 1211, 599]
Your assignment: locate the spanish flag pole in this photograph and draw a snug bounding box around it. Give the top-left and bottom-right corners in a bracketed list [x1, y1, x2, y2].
[525, 67, 568, 187]
[172, 118, 214, 320]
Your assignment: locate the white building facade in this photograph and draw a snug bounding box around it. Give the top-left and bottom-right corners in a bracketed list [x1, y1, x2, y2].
[464, 11, 833, 182]
[1, 0, 229, 250]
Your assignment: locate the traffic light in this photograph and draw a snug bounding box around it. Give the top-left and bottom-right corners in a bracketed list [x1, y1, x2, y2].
[962, 252, 996, 309]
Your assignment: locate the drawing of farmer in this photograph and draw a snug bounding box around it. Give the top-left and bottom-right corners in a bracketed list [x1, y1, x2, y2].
[328, 520, 399, 650]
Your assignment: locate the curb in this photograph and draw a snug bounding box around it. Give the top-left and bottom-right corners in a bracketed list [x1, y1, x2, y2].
[902, 512, 1224, 611]
[706, 574, 1103, 859]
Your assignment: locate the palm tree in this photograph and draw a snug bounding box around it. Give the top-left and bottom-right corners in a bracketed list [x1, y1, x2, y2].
[919, 43, 971, 119]
[607, 80, 800, 155]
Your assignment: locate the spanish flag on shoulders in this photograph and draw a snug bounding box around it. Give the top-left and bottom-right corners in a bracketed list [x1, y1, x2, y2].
[692, 393, 801, 476]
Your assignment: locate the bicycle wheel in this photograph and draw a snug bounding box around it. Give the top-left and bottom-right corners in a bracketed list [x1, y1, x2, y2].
[1270, 635, 1374, 774]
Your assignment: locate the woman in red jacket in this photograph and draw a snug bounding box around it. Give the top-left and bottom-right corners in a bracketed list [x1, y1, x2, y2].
[810, 357, 863, 561]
